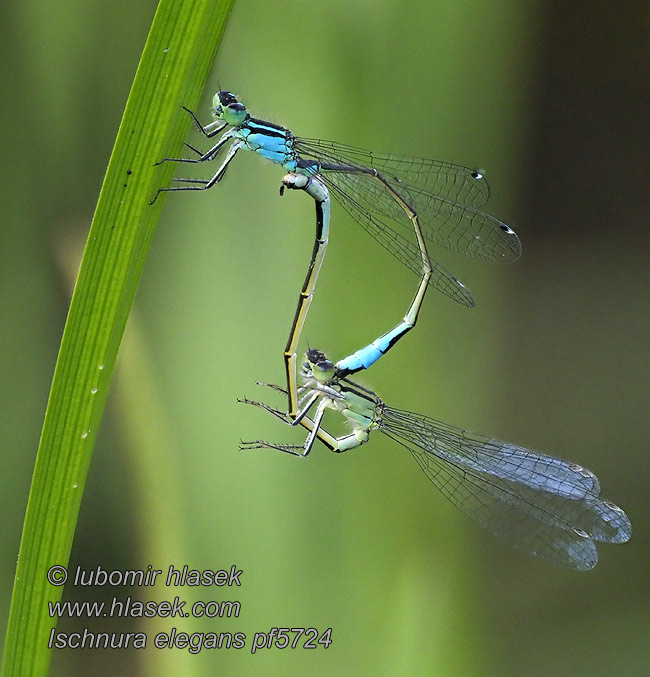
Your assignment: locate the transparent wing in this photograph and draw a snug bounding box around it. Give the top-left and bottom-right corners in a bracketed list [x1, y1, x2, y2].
[379, 405, 632, 570]
[296, 138, 492, 206]
[294, 137, 522, 264]
[322, 177, 475, 307]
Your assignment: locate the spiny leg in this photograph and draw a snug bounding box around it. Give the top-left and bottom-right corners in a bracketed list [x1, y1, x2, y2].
[238, 395, 310, 455]
[237, 395, 291, 425]
[150, 139, 241, 204]
[239, 391, 362, 456]
[254, 381, 289, 396]
[154, 125, 233, 167]
[181, 105, 226, 138]
[239, 439, 308, 454]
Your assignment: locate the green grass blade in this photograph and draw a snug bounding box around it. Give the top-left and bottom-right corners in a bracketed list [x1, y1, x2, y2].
[1, 1, 235, 674]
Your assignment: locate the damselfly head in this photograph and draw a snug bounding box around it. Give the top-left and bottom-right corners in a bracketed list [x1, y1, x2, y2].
[305, 349, 335, 383]
[213, 90, 248, 126]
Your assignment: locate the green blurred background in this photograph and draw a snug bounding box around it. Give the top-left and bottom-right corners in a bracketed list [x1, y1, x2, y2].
[2, 1, 648, 675]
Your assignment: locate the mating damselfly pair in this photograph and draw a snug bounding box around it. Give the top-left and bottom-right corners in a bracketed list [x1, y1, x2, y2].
[154, 89, 631, 570]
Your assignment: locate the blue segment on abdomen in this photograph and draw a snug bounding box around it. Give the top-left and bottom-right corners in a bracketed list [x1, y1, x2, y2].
[336, 323, 409, 374]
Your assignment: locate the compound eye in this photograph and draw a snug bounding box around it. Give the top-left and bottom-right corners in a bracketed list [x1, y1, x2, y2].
[218, 90, 238, 106]
[223, 102, 247, 126]
[306, 348, 325, 363]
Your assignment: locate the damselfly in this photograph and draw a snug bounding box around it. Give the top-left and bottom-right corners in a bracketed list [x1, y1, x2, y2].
[240, 348, 632, 570]
[152, 89, 521, 307]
